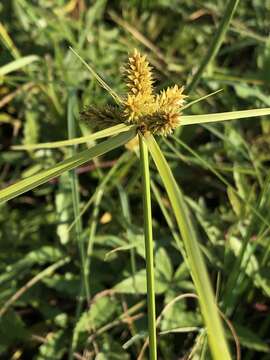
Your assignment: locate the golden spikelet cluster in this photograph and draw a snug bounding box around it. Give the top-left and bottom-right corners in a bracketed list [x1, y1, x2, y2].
[125, 49, 154, 98]
[156, 85, 186, 113]
[123, 50, 186, 135]
[151, 85, 186, 135]
[123, 49, 156, 122]
[81, 49, 186, 136]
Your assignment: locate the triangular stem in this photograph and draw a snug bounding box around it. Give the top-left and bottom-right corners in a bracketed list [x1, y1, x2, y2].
[139, 133, 157, 360]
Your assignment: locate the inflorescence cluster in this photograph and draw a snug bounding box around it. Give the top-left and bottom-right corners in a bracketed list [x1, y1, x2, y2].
[81, 49, 186, 136]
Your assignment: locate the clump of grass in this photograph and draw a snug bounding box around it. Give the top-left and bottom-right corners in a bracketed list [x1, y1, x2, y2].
[2, 1, 270, 359]
[2, 46, 270, 360]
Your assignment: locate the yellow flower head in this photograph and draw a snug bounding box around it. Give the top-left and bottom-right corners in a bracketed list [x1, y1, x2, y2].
[124, 48, 154, 98]
[147, 85, 186, 135]
[123, 49, 156, 123]
[156, 85, 186, 113]
[81, 49, 186, 136]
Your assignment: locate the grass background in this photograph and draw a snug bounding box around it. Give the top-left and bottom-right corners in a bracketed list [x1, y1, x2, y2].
[1, 0, 270, 359]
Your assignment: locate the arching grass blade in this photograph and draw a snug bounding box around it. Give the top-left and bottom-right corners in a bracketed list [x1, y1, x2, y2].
[0, 128, 136, 204]
[145, 134, 231, 360]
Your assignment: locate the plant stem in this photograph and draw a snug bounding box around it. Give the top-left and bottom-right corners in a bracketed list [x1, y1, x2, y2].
[139, 133, 157, 360]
[186, 0, 240, 93]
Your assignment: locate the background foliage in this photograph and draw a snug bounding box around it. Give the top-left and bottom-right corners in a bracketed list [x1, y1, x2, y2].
[1, 0, 270, 359]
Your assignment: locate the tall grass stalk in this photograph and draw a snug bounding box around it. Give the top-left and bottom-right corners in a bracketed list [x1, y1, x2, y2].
[139, 133, 157, 360]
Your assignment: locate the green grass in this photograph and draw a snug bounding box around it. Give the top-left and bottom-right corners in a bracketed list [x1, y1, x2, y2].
[1, 1, 270, 359]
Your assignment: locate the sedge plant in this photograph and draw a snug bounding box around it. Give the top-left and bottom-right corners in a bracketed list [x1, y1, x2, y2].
[2, 49, 270, 360]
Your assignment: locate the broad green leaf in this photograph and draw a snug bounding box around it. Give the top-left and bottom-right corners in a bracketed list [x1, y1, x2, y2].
[26, 246, 64, 264]
[0, 55, 38, 77]
[114, 248, 173, 295]
[0, 310, 28, 348]
[160, 308, 201, 333]
[12, 124, 134, 150]
[42, 272, 80, 297]
[181, 108, 270, 126]
[156, 247, 173, 282]
[0, 246, 64, 285]
[72, 296, 119, 350]
[0, 128, 136, 204]
[173, 263, 190, 283]
[114, 269, 168, 294]
[145, 134, 231, 360]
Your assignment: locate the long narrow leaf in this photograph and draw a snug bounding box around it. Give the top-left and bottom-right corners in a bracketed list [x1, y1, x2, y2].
[0, 22, 20, 59]
[0, 128, 136, 204]
[180, 89, 223, 111]
[0, 55, 38, 76]
[186, 0, 240, 92]
[145, 134, 231, 360]
[12, 124, 134, 150]
[181, 108, 270, 126]
[69, 47, 122, 105]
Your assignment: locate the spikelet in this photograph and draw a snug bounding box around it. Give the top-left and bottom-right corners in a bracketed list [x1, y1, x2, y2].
[143, 84, 186, 135]
[124, 94, 147, 122]
[124, 49, 154, 98]
[145, 111, 181, 136]
[123, 49, 156, 123]
[80, 105, 124, 130]
[156, 85, 186, 113]
[124, 93, 157, 123]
